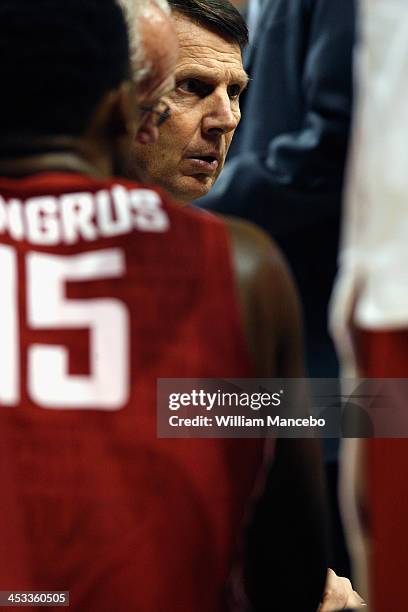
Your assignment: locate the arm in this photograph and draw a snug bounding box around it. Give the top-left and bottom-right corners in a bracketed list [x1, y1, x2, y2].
[226, 216, 329, 611]
[339, 438, 370, 609]
[226, 218, 365, 611]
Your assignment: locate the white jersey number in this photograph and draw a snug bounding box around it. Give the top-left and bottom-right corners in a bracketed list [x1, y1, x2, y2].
[0, 245, 129, 410]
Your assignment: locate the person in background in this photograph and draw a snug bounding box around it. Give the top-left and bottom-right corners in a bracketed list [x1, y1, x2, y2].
[331, 1, 408, 610]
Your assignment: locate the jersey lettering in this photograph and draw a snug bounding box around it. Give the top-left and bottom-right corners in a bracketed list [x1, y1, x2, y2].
[60, 193, 98, 244]
[0, 245, 19, 404]
[26, 197, 59, 245]
[0, 186, 170, 245]
[96, 186, 133, 237]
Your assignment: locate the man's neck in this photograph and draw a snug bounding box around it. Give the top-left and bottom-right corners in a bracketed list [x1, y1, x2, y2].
[0, 136, 111, 179]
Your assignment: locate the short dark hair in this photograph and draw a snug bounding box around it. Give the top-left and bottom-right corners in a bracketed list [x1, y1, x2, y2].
[0, 0, 130, 140]
[168, 0, 248, 49]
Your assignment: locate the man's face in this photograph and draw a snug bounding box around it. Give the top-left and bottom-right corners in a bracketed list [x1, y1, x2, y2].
[129, 12, 248, 202]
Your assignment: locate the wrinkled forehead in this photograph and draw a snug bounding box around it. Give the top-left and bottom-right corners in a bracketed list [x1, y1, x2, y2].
[172, 13, 248, 87]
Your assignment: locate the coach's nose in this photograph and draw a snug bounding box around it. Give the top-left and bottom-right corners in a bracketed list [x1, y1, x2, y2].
[201, 89, 240, 137]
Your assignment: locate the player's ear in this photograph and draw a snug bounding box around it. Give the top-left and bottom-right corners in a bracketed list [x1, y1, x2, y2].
[111, 80, 160, 145]
[135, 113, 159, 145]
[111, 80, 139, 139]
[88, 80, 138, 142]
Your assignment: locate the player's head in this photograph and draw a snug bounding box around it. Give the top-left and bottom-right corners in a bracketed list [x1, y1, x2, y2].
[126, 0, 248, 202]
[0, 0, 138, 169]
[118, 0, 179, 148]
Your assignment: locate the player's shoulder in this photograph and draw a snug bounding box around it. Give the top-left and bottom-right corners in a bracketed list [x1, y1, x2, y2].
[222, 214, 290, 284]
[221, 215, 303, 377]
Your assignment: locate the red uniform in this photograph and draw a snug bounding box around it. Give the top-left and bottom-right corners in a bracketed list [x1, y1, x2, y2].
[0, 174, 265, 611]
[356, 329, 408, 612]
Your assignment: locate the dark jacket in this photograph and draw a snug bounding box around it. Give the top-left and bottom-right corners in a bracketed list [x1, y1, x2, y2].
[199, 0, 355, 376]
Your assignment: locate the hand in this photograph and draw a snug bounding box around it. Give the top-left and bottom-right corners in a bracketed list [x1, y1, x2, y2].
[318, 568, 366, 611]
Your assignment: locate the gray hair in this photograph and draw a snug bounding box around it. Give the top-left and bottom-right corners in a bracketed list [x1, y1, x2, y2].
[117, 0, 171, 83]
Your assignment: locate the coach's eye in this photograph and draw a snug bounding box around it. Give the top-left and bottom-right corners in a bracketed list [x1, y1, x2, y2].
[177, 79, 212, 98]
[228, 84, 242, 100]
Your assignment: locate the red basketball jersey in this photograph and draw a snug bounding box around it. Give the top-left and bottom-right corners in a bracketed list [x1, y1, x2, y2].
[0, 173, 266, 611]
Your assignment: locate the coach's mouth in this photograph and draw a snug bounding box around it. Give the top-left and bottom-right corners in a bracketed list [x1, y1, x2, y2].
[183, 153, 220, 174]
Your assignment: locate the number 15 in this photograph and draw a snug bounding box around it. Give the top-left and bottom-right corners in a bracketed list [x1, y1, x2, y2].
[0, 245, 129, 410]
